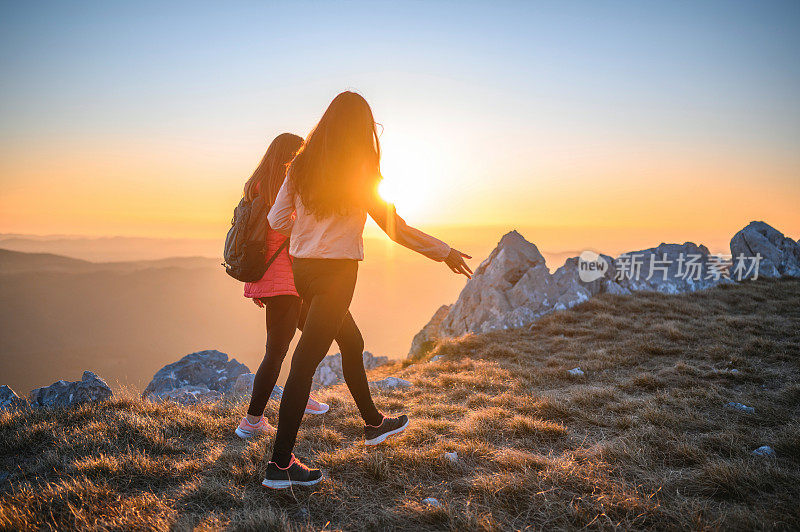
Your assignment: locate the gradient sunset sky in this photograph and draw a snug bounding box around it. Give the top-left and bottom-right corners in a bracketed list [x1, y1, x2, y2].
[1, 1, 798, 247]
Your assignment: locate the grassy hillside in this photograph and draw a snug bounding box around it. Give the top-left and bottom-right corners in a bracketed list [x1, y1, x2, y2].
[1, 279, 798, 530]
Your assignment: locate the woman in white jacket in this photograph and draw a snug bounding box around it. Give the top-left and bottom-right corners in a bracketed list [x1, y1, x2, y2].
[262, 91, 472, 489]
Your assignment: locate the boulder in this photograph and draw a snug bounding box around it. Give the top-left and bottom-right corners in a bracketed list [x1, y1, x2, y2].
[143, 350, 249, 400]
[752, 445, 775, 457]
[422, 497, 442, 508]
[726, 402, 754, 414]
[312, 351, 388, 389]
[730, 221, 800, 279]
[0, 385, 26, 411]
[369, 377, 412, 390]
[438, 231, 548, 337]
[29, 371, 112, 408]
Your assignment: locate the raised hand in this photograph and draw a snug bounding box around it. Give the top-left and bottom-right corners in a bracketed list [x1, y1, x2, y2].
[445, 248, 473, 279]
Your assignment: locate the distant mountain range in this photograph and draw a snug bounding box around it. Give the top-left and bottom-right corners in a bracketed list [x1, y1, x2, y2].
[0, 234, 220, 262]
[0, 248, 217, 274]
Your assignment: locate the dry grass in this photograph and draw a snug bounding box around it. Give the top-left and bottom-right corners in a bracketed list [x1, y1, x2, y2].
[1, 279, 799, 530]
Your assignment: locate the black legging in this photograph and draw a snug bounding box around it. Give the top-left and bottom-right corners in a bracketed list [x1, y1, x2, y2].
[247, 295, 301, 417]
[270, 258, 382, 466]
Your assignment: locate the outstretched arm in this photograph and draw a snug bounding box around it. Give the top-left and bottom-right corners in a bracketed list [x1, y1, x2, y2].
[367, 194, 473, 278]
[267, 177, 295, 237]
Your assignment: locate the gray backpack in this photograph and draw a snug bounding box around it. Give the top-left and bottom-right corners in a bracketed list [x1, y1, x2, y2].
[222, 195, 288, 282]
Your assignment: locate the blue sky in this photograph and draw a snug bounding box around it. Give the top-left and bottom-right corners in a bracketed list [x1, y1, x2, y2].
[1, 1, 799, 238]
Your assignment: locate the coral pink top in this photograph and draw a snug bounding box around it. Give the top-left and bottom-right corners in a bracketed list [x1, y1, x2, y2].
[243, 184, 298, 299]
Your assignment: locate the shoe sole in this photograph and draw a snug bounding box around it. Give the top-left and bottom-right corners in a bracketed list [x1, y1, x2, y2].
[235, 427, 254, 439]
[261, 477, 323, 489]
[364, 418, 410, 446]
[235, 427, 274, 439]
[304, 403, 330, 415]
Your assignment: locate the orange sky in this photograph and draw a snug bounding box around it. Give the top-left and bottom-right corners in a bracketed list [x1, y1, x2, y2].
[1, 3, 799, 249]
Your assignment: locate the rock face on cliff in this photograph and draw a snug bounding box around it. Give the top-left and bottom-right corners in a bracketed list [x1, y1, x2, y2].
[730, 221, 800, 278]
[143, 350, 249, 403]
[408, 222, 797, 357]
[28, 371, 112, 407]
[312, 351, 389, 388]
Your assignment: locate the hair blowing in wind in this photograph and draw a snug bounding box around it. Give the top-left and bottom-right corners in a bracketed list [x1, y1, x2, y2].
[243, 133, 304, 205]
[287, 91, 383, 218]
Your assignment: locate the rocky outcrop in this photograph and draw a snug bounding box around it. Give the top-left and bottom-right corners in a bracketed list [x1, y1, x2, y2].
[409, 231, 618, 353]
[143, 350, 249, 403]
[312, 351, 389, 388]
[437, 231, 553, 337]
[730, 221, 800, 278]
[0, 385, 26, 411]
[408, 222, 798, 357]
[28, 371, 112, 408]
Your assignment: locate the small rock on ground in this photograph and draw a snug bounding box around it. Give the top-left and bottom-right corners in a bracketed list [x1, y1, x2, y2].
[369, 377, 412, 390]
[567, 367, 584, 377]
[422, 497, 442, 508]
[726, 402, 755, 414]
[752, 445, 775, 457]
[444, 452, 458, 462]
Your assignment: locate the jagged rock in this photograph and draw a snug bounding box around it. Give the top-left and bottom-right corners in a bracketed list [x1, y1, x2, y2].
[143, 350, 249, 399]
[153, 385, 222, 405]
[726, 402, 754, 414]
[312, 351, 388, 388]
[408, 305, 450, 356]
[439, 231, 549, 337]
[615, 242, 728, 294]
[408, 232, 617, 356]
[29, 371, 112, 408]
[369, 376, 412, 390]
[730, 221, 800, 279]
[0, 385, 26, 411]
[231, 373, 283, 400]
[567, 367, 584, 377]
[752, 445, 775, 457]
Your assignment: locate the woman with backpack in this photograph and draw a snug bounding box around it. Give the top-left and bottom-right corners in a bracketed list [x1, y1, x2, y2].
[262, 91, 472, 489]
[234, 133, 330, 440]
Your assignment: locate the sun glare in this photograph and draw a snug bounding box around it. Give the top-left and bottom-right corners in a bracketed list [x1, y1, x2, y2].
[377, 134, 454, 220]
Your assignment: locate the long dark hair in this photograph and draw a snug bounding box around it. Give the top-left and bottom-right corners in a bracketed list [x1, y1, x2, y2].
[288, 91, 382, 218]
[243, 133, 303, 205]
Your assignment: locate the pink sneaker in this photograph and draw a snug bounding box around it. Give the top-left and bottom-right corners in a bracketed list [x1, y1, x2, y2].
[304, 396, 330, 415]
[235, 416, 274, 439]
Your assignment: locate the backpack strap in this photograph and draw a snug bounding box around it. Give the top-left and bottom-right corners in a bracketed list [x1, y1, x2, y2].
[263, 237, 290, 274]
